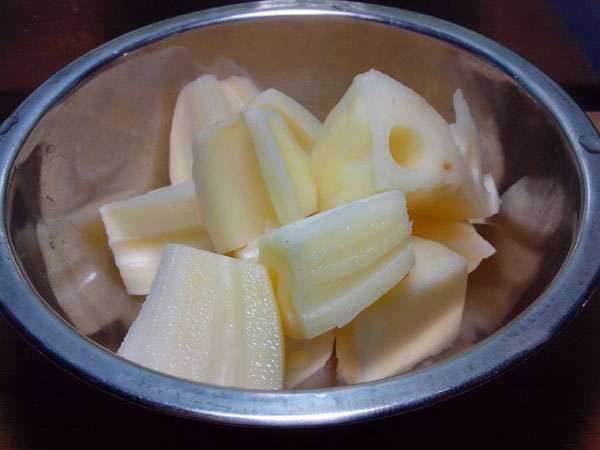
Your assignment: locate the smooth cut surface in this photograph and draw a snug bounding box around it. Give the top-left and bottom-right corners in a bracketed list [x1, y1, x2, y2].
[336, 237, 468, 384]
[192, 114, 280, 253]
[411, 218, 495, 273]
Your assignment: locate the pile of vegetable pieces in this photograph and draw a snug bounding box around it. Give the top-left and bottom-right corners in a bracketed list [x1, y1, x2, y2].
[100, 69, 499, 389]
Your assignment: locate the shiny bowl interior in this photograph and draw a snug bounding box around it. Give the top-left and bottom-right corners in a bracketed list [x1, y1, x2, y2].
[1, 1, 599, 426]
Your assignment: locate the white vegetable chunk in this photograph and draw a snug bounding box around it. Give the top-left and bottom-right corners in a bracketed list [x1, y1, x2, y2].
[258, 190, 414, 339]
[169, 74, 259, 184]
[245, 106, 317, 225]
[100, 182, 213, 295]
[118, 244, 284, 390]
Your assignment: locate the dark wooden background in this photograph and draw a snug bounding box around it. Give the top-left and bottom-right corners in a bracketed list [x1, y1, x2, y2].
[1, 1, 599, 448]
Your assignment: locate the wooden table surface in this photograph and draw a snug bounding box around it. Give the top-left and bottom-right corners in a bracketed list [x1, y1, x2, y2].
[1, 1, 599, 448]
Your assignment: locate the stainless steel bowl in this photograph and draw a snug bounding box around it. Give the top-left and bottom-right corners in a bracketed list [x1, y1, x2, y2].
[1, 1, 599, 426]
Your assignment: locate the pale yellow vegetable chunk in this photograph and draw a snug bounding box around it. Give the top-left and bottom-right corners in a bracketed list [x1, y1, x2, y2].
[245, 107, 317, 225]
[169, 74, 259, 184]
[285, 331, 335, 389]
[258, 190, 415, 339]
[192, 114, 280, 254]
[118, 244, 284, 390]
[243, 88, 322, 154]
[193, 108, 317, 253]
[112, 70, 502, 391]
[336, 237, 468, 384]
[412, 90, 500, 219]
[411, 218, 495, 273]
[100, 182, 213, 295]
[311, 69, 465, 212]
